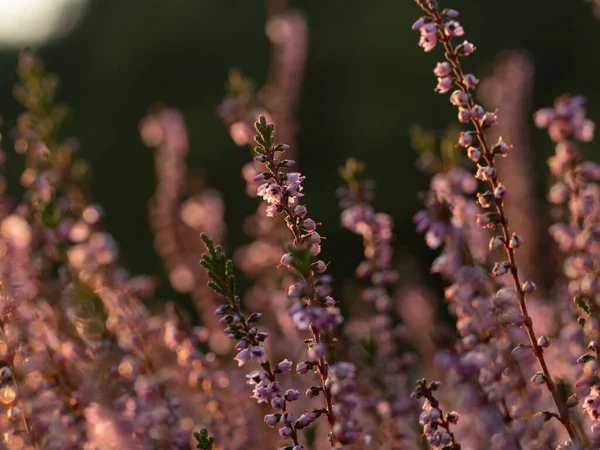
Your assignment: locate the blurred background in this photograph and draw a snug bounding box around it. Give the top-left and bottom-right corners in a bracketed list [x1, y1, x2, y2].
[0, 0, 599, 313]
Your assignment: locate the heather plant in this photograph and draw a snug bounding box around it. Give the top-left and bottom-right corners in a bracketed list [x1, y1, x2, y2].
[1, 1, 600, 450]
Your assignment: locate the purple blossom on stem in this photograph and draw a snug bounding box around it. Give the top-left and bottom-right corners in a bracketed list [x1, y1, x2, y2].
[412, 1, 581, 444]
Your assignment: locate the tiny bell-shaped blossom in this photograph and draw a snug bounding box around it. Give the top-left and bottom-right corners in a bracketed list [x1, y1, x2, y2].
[450, 90, 469, 106]
[464, 73, 479, 89]
[477, 212, 498, 229]
[276, 359, 293, 374]
[491, 261, 512, 277]
[537, 336, 551, 348]
[296, 361, 310, 374]
[467, 146, 481, 162]
[470, 105, 485, 120]
[489, 236, 504, 250]
[458, 131, 474, 147]
[446, 411, 460, 424]
[482, 111, 498, 126]
[302, 218, 317, 232]
[288, 283, 305, 298]
[250, 346, 267, 364]
[475, 165, 497, 181]
[522, 280, 537, 294]
[284, 389, 300, 402]
[435, 77, 453, 94]
[280, 253, 294, 267]
[456, 40, 476, 55]
[494, 183, 507, 200]
[444, 8, 460, 18]
[433, 61, 451, 77]
[294, 204, 307, 218]
[271, 396, 285, 410]
[279, 427, 293, 438]
[412, 17, 427, 31]
[265, 414, 280, 428]
[234, 348, 251, 367]
[458, 107, 471, 123]
[444, 20, 464, 37]
[531, 371, 547, 385]
[509, 233, 523, 249]
[306, 386, 322, 399]
[493, 138, 510, 156]
[477, 191, 493, 208]
[312, 260, 327, 273]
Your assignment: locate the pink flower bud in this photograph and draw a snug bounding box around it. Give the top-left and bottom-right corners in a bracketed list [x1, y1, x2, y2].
[433, 62, 452, 77]
[450, 90, 469, 106]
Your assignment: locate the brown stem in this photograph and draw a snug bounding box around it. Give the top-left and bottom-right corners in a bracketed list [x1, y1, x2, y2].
[423, 7, 580, 444]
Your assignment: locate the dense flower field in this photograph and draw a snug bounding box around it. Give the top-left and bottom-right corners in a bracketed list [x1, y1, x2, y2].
[0, 1, 600, 449]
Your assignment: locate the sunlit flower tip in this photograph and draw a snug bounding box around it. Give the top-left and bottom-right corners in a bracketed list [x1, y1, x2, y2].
[522, 280, 537, 294]
[234, 348, 250, 367]
[280, 253, 294, 266]
[412, 17, 426, 31]
[288, 283, 305, 298]
[489, 236, 504, 250]
[312, 260, 327, 273]
[272, 396, 285, 410]
[458, 107, 471, 123]
[324, 296, 336, 307]
[253, 173, 270, 182]
[491, 261, 511, 277]
[482, 111, 498, 126]
[493, 138, 510, 156]
[265, 414, 280, 428]
[279, 427, 293, 438]
[433, 62, 452, 77]
[276, 359, 293, 374]
[444, 20, 464, 37]
[0, 367, 12, 382]
[469, 108, 486, 124]
[294, 204, 307, 218]
[533, 108, 555, 129]
[250, 346, 267, 364]
[296, 362, 309, 374]
[283, 389, 299, 402]
[494, 183, 507, 200]
[457, 41, 476, 55]
[279, 159, 296, 167]
[508, 233, 522, 248]
[306, 386, 321, 399]
[292, 445, 304, 450]
[444, 8, 460, 18]
[458, 132, 474, 147]
[450, 90, 469, 106]
[467, 146, 482, 162]
[477, 212, 497, 229]
[537, 336, 551, 348]
[477, 191, 493, 208]
[235, 340, 248, 351]
[463, 73, 479, 89]
[435, 77, 453, 94]
[302, 218, 317, 232]
[531, 371, 546, 385]
[446, 411, 460, 424]
[419, 33, 438, 53]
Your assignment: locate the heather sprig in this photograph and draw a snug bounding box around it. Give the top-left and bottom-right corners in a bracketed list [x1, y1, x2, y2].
[412, 379, 461, 450]
[251, 116, 361, 446]
[412, 2, 581, 443]
[200, 233, 306, 448]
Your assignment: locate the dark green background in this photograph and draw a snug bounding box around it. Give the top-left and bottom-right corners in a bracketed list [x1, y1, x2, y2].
[1, 0, 599, 308]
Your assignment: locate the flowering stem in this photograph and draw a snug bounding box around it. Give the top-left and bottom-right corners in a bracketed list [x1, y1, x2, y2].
[415, 2, 579, 443]
[256, 118, 337, 442]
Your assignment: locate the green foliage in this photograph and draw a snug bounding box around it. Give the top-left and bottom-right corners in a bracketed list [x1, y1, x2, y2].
[200, 233, 236, 300]
[193, 428, 215, 450]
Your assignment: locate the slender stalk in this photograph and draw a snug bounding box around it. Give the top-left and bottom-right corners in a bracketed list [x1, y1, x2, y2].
[415, 2, 580, 443]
